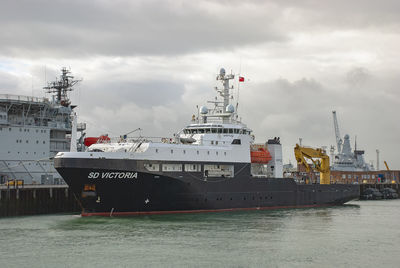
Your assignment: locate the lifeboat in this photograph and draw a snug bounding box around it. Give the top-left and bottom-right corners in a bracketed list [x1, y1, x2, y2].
[84, 135, 110, 147]
[250, 147, 272, 164]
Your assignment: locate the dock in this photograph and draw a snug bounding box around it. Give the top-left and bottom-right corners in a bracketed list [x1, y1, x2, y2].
[0, 184, 80, 217]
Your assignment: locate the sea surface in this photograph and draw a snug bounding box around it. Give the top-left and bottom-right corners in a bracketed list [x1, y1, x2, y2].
[1, 200, 400, 268]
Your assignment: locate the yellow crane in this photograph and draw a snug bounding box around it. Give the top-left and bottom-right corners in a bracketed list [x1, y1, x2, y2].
[294, 144, 330, 184]
[384, 161, 390, 171]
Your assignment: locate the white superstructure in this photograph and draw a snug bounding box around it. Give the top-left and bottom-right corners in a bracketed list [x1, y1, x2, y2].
[0, 68, 85, 184]
[57, 68, 283, 178]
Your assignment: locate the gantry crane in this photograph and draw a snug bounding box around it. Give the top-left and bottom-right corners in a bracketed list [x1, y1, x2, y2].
[294, 144, 331, 184]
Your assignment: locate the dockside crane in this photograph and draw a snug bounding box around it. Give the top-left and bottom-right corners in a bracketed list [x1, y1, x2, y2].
[384, 161, 390, 171]
[332, 111, 342, 154]
[294, 144, 331, 184]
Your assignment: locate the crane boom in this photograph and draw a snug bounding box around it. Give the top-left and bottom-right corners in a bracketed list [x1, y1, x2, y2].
[384, 161, 390, 171]
[294, 144, 331, 184]
[332, 111, 342, 154]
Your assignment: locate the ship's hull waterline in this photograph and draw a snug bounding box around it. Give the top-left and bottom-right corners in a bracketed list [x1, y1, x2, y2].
[55, 158, 359, 216]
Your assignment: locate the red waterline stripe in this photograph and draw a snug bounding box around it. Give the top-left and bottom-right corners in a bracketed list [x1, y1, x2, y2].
[81, 204, 334, 217]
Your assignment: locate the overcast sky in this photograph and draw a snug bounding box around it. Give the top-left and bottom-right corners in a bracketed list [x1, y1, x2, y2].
[1, 0, 399, 169]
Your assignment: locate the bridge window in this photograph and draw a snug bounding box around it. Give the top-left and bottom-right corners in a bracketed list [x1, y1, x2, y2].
[229, 129, 233, 133]
[218, 128, 222, 133]
[223, 129, 228, 133]
[234, 129, 239, 134]
[211, 128, 217, 133]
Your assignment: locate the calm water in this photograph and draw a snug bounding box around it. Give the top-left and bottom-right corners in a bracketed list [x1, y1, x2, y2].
[1, 200, 400, 268]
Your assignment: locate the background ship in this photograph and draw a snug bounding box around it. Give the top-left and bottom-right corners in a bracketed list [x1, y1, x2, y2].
[330, 111, 374, 171]
[0, 68, 85, 185]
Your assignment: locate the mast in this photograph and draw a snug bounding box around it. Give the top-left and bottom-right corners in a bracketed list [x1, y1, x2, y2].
[43, 67, 81, 107]
[216, 68, 235, 123]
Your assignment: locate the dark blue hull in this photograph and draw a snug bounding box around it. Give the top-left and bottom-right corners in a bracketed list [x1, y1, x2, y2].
[55, 158, 359, 216]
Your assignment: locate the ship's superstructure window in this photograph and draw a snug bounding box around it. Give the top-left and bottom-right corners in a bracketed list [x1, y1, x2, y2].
[232, 139, 241, 145]
[144, 163, 160, 172]
[171, 149, 173, 154]
[204, 164, 234, 177]
[184, 164, 201, 172]
[155, 149, 158, 153]
[162, 164, 182, 172]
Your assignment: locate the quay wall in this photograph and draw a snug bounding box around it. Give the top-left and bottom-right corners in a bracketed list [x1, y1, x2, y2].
[0, 185, 80, 217]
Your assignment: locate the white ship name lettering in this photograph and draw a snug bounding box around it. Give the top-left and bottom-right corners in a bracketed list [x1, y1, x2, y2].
[88, 172, 138, 179]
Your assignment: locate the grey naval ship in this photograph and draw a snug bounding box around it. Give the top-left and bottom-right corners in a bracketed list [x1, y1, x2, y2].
[0, 68, 85, 185]
[54, 68, 359, 216]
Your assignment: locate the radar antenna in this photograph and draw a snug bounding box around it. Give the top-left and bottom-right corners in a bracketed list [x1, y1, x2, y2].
[43, 67, 81, 107]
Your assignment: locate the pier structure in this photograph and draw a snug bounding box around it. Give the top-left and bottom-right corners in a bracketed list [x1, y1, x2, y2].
[0, 184, 80, 217]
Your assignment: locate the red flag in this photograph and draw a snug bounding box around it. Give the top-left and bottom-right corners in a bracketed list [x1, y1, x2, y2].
[239, 76, 244, 82]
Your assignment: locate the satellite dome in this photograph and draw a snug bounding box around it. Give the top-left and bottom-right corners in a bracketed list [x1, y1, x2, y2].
[344, 134, 350, 139]
[219, 68, 226, 76]
[199, 106, 208, 114]
[226, 104, 235, 113]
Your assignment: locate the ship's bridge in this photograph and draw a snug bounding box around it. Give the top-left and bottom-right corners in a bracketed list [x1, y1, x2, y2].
[182, 123, 252, 135]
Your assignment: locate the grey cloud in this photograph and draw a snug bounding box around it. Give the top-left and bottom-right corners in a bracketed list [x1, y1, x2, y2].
[0, 0, 286, 58]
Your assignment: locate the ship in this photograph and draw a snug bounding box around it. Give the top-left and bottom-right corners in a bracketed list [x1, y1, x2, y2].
[330, 111, 374, 171]
[54, 68, 359, 216]
[0, 68, 85, 185]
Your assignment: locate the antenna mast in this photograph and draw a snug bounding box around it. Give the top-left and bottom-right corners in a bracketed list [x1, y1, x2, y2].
[43, 67, 81, 107]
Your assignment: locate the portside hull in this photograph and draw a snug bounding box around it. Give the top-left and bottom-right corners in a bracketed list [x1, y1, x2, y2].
[55, 158, 360, 216]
